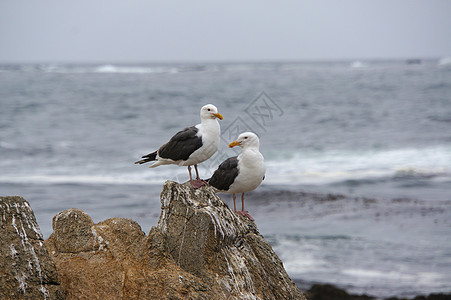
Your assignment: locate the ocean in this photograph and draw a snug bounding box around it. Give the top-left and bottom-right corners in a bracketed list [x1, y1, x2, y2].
[1, 59, 450, 298]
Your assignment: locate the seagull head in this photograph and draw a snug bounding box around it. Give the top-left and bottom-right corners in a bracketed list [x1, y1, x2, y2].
[229, 132, 260, 149]
[201, 104, 223, 120]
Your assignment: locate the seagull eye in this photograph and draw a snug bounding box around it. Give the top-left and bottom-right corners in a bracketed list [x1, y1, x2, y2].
[244, 137, 248, 139]
[207, 108, 211, 111]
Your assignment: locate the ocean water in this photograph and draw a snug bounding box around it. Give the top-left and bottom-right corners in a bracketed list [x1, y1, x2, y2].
[1, 60, 450, 298]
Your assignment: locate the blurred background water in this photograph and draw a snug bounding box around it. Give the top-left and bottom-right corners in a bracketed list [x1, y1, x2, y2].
[1, 59, 450, 298]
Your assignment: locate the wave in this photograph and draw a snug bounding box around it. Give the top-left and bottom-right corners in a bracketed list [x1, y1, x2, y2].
[0, 163, 196, 186]
[0, 141, 19, 150]
[94, 64, 178, 74]
[1, 62, 306, 75]
[438, 57, 451, 66]
[2, 146, 449, 189]
[2, 141, 450, 189]
[38, 64, 180, 74]
[271, 233, 451, 298]
[350, 61, 367, 68]
[43, 63, 263, 74]
[263, 146, 451, 186]
[0, 173, 162, 186]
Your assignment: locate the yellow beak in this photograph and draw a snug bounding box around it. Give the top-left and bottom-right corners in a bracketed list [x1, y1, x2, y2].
[213, 113, 223, 120]
[229, 140, 241, 148]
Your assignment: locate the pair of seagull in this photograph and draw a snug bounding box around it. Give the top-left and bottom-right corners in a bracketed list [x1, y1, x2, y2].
[135, 104, 265, 220]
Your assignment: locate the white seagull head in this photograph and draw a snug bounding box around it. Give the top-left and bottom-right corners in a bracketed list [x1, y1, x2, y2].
[229, 132, 260, 149]
[200, 104, 223, 121]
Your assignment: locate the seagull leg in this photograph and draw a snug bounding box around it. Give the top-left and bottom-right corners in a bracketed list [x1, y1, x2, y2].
[235, 193, 254, 221]
[194, 164, 201, 181]
[188, 166, 194, 182]
[189, 164, 204, 189]
[194, 164, 210, 186]
[233, 194, 237, 212]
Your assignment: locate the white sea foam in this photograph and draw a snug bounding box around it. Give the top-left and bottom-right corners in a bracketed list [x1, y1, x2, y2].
[40, 64, 180, 74]
[1, 146, 449, 188]
[0, 141, 18, 150]
[264, 146, 451, 186]
[438, 57, 451, 66]
[0, 173, 162, 185]
[94, 64, 178, 74]
[342, 268, 415, 280]
[350, 61, 367, 68]
[35, 62, 272, 74]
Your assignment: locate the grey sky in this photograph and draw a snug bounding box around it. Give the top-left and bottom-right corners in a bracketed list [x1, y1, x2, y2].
[1, 0, 450, 63]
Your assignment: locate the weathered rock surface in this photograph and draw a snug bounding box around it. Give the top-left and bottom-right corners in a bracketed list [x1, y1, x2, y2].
[158, 180, 305, 299]
[0, 196, 64, 300]
[46, 209, 211, 299]
[46, 180, 306, 299]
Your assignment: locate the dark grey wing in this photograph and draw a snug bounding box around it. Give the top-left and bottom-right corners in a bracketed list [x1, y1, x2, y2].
[158, 126, 203, 161]
[208, 156, 239, 191]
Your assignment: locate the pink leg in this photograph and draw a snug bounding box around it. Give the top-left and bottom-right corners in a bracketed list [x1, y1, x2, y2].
[194, 164, 201, 180]
[233, 194, 237, 212]
[194, 164, 209, 186]
[188, 166, 193, 182]
[189, 165, 204, 189]
[235, 193, 254, 221]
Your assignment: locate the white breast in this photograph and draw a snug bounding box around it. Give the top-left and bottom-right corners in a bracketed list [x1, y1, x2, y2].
[181, 119, 220, 166]
[227, 149, 265, 194]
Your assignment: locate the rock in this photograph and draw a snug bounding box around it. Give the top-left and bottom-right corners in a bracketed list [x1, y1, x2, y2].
[0, 196, 64, 300]
[412, 294, 451, 300]
[50, 208, 96, 253]
[47, 212, 210, 299]
[306, 284, 375, 300]
[157, 180, 305, 299]
[306, 284, 451, 300]
[46, 181, 306, 299]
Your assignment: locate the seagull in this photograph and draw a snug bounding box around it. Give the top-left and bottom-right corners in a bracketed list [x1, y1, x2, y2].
[135, 104, 223, 188]
[208, 132, 266, 220]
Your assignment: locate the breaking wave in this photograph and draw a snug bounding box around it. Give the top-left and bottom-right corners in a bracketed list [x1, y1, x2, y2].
[264, 146, 451, 186]
[2, 146, 449, 190]
[438, 57, 451, 66]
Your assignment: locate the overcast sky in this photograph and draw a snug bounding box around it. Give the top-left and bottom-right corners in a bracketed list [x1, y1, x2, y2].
[1, 0, 451, 63]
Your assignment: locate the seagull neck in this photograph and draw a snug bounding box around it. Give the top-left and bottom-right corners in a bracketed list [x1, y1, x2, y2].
[201, 117, 218, 125]
[200, 119, 220, 134]
[239, 147, 263, 168]
[241, 145, 260, 154]
[198, 118, 220, 136]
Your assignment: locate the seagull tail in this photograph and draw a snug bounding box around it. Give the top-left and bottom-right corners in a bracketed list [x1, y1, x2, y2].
[134, 151, 157, 164]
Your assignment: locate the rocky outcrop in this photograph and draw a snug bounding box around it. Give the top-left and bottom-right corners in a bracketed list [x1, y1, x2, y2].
[46, 208, 213, 299]
[158, 180, 304, 299]
[0, 196, 64, 300]
[46, 180, 306, 299]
